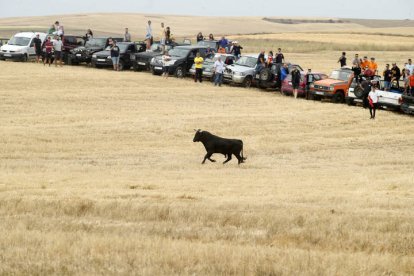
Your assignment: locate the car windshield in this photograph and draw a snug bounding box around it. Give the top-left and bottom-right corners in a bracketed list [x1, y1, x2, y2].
[7, 36, 31, 46]
[168, 48, 190, 57]
[104, 44, 129, 52]
[235, 56, 257, 67]
[197, 40, 216, 48]
[330, 70, 352, 81]
[150, 43, 162, 51]
[85, 38, 106, 47]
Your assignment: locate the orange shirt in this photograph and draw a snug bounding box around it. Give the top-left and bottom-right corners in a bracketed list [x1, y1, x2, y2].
[217, 47, 226, 54]
[368, 62, 378, 71]
[360, 60, 370, 69]
[409, 75, 414, 87]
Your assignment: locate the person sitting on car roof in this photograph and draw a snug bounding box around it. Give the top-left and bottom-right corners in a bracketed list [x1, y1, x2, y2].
[230, 41, 243, 59]
[368, 57, 378, 74]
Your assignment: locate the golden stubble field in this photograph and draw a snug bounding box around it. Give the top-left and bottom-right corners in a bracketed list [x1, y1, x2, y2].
[1, 60, 414, 275]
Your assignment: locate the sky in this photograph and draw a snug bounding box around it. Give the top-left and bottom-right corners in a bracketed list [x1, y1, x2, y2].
[0, 0, 413, 19]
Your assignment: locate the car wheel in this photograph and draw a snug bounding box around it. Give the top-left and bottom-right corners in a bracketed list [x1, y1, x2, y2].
[243, 76, 252, 88]
[333, 91, 345, 103]
[22, 54, 28, 62]
[353, 86, 365, 99]
[260, 68, 272, 81]
[175, 66, 184, 78]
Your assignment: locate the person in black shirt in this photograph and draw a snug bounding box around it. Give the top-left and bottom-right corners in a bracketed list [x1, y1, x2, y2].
[305, 69, 314, 100]
[231, 41, 243, 59]
[110, 40, 120, 71]
[291, 66, 301, 99]
[275, 48, 284, 64]
[338, 52, 346, 67]
[383, 64, 392, 91]
[391, 63, 401, 88]
[196, 32, 204, 42]
[32, 33, 42, 63]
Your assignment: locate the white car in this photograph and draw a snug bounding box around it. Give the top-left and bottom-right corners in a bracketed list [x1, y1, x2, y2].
[347, 78, 403, 110]
[0, 32, 46, 62]
[223, 54, 261, 88]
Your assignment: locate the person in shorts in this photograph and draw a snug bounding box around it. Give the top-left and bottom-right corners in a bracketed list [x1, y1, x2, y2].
[110, 40, 120, 71]
[53, 35, 63, 67]
[33, 34, 42, 63]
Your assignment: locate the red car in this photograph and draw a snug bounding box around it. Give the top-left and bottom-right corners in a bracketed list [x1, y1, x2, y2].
[281, 72, 328, 97]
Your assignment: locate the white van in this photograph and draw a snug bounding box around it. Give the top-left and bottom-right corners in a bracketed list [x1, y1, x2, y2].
[0, 32, 47, 61]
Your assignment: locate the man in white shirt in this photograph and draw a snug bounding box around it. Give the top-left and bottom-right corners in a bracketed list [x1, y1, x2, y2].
[213, 56, 225, 86]
[405, 58, 414, 76]
[368, 86, 379, 119]
[145, 20, 153, 50]
[124, 28, 131, 42]
[53, 36, 63, 67]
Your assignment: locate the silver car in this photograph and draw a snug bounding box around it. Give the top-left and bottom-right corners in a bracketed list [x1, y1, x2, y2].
[189, 53, 235, 79]
[223, 54, 259, 88]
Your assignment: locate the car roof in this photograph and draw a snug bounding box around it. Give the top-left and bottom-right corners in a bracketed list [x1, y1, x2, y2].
[175, 45, 208, 50]
[14, 32, 46, 38]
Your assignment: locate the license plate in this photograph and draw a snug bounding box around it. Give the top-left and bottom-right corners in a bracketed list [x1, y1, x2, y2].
[315, 91, 324, 95]
[4, 53, 11, 57]
[97, 59, 106, 62]
[138, 62, 146, 65]
[409, 105, 414, 110]
[154, 66, 162, 70]
[76, 54, 81, 57]
[255, 74, 260, 78]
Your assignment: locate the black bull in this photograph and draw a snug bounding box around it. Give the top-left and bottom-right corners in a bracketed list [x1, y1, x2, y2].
[193, 130, 246, 164]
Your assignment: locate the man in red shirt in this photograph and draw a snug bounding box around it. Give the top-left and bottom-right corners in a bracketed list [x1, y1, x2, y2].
[409, 71, 414, 96]
[43, 37, 53, 66]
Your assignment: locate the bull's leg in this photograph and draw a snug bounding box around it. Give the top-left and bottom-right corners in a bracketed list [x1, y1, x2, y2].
[223, 154, 232, 164]
[235, 152, 244, 164]
[202, 152, 214, 164]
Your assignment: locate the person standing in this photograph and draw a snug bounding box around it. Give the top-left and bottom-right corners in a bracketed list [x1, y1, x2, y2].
[405, 58, 414, 76]
[352, 54, 362, 84]
[369, 57, 378, 75]
[33, 33, 42, 63]
[110, 40, 120, 71]
[43, 37, 53, 66]
[85, 29, 93, 41]
[305, 69, 314, 100]
[124, 28, 131, 42]
[161, 51, 171, 79]
[275, 48, 285, 64]
[159, 23, 166, 51]
[338, 52, 346, 67]
[194, 52, 204, 83]
[196, 32, 204, 42]
[165, 27, 171, 45]
[255, 50, 265, 74]
[291, 66, 301, 99]
[383, 64, 392, 91]
[368, 86, 379, 119]
[266, 51, 274, 67]
[145, 20, 153, 50]
[53, 35, 63, 67]
[391, 63, 401, 88]
[409, 71, 414, 96]
[213, 56, 225, 86]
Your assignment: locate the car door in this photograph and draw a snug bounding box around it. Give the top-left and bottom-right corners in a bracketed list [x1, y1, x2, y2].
[186, 49, 197, 71]
[28, 38, 36, 58]
[125, 44, 136, 64]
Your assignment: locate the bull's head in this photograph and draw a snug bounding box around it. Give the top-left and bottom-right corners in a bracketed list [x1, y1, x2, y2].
[193, 129, 202, 142]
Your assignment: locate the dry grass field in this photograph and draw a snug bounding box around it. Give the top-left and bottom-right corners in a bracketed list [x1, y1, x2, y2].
[1, 58, 414, 275]
[1, 13, 414, 275]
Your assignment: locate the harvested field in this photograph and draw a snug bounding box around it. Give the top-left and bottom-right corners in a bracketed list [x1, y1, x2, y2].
[1, 61, 413, 275]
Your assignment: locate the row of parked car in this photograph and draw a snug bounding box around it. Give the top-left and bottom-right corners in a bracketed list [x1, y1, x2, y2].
[1, 31, 413, 115]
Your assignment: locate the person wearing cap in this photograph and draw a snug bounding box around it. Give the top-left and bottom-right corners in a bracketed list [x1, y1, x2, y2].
[391, 63, 401, 88]
[338, 52, 346, 67]
[368, 57, 378, 74]
[383, 64, 392, 91]
[32, 33, 42, 63]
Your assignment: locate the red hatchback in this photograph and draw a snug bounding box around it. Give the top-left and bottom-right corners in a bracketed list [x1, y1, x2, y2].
[281, 72, 328, 97]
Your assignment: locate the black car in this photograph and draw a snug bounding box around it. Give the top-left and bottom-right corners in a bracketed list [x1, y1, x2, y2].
[91, 42, 145, 70]
[150, 45, 208, 78]
[255, 62, 303, 90]
[67, 37, 123, 65]
[401, 94, 414, 115]
[196, 40, 221, 51]
[131, 41, 179, 71]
